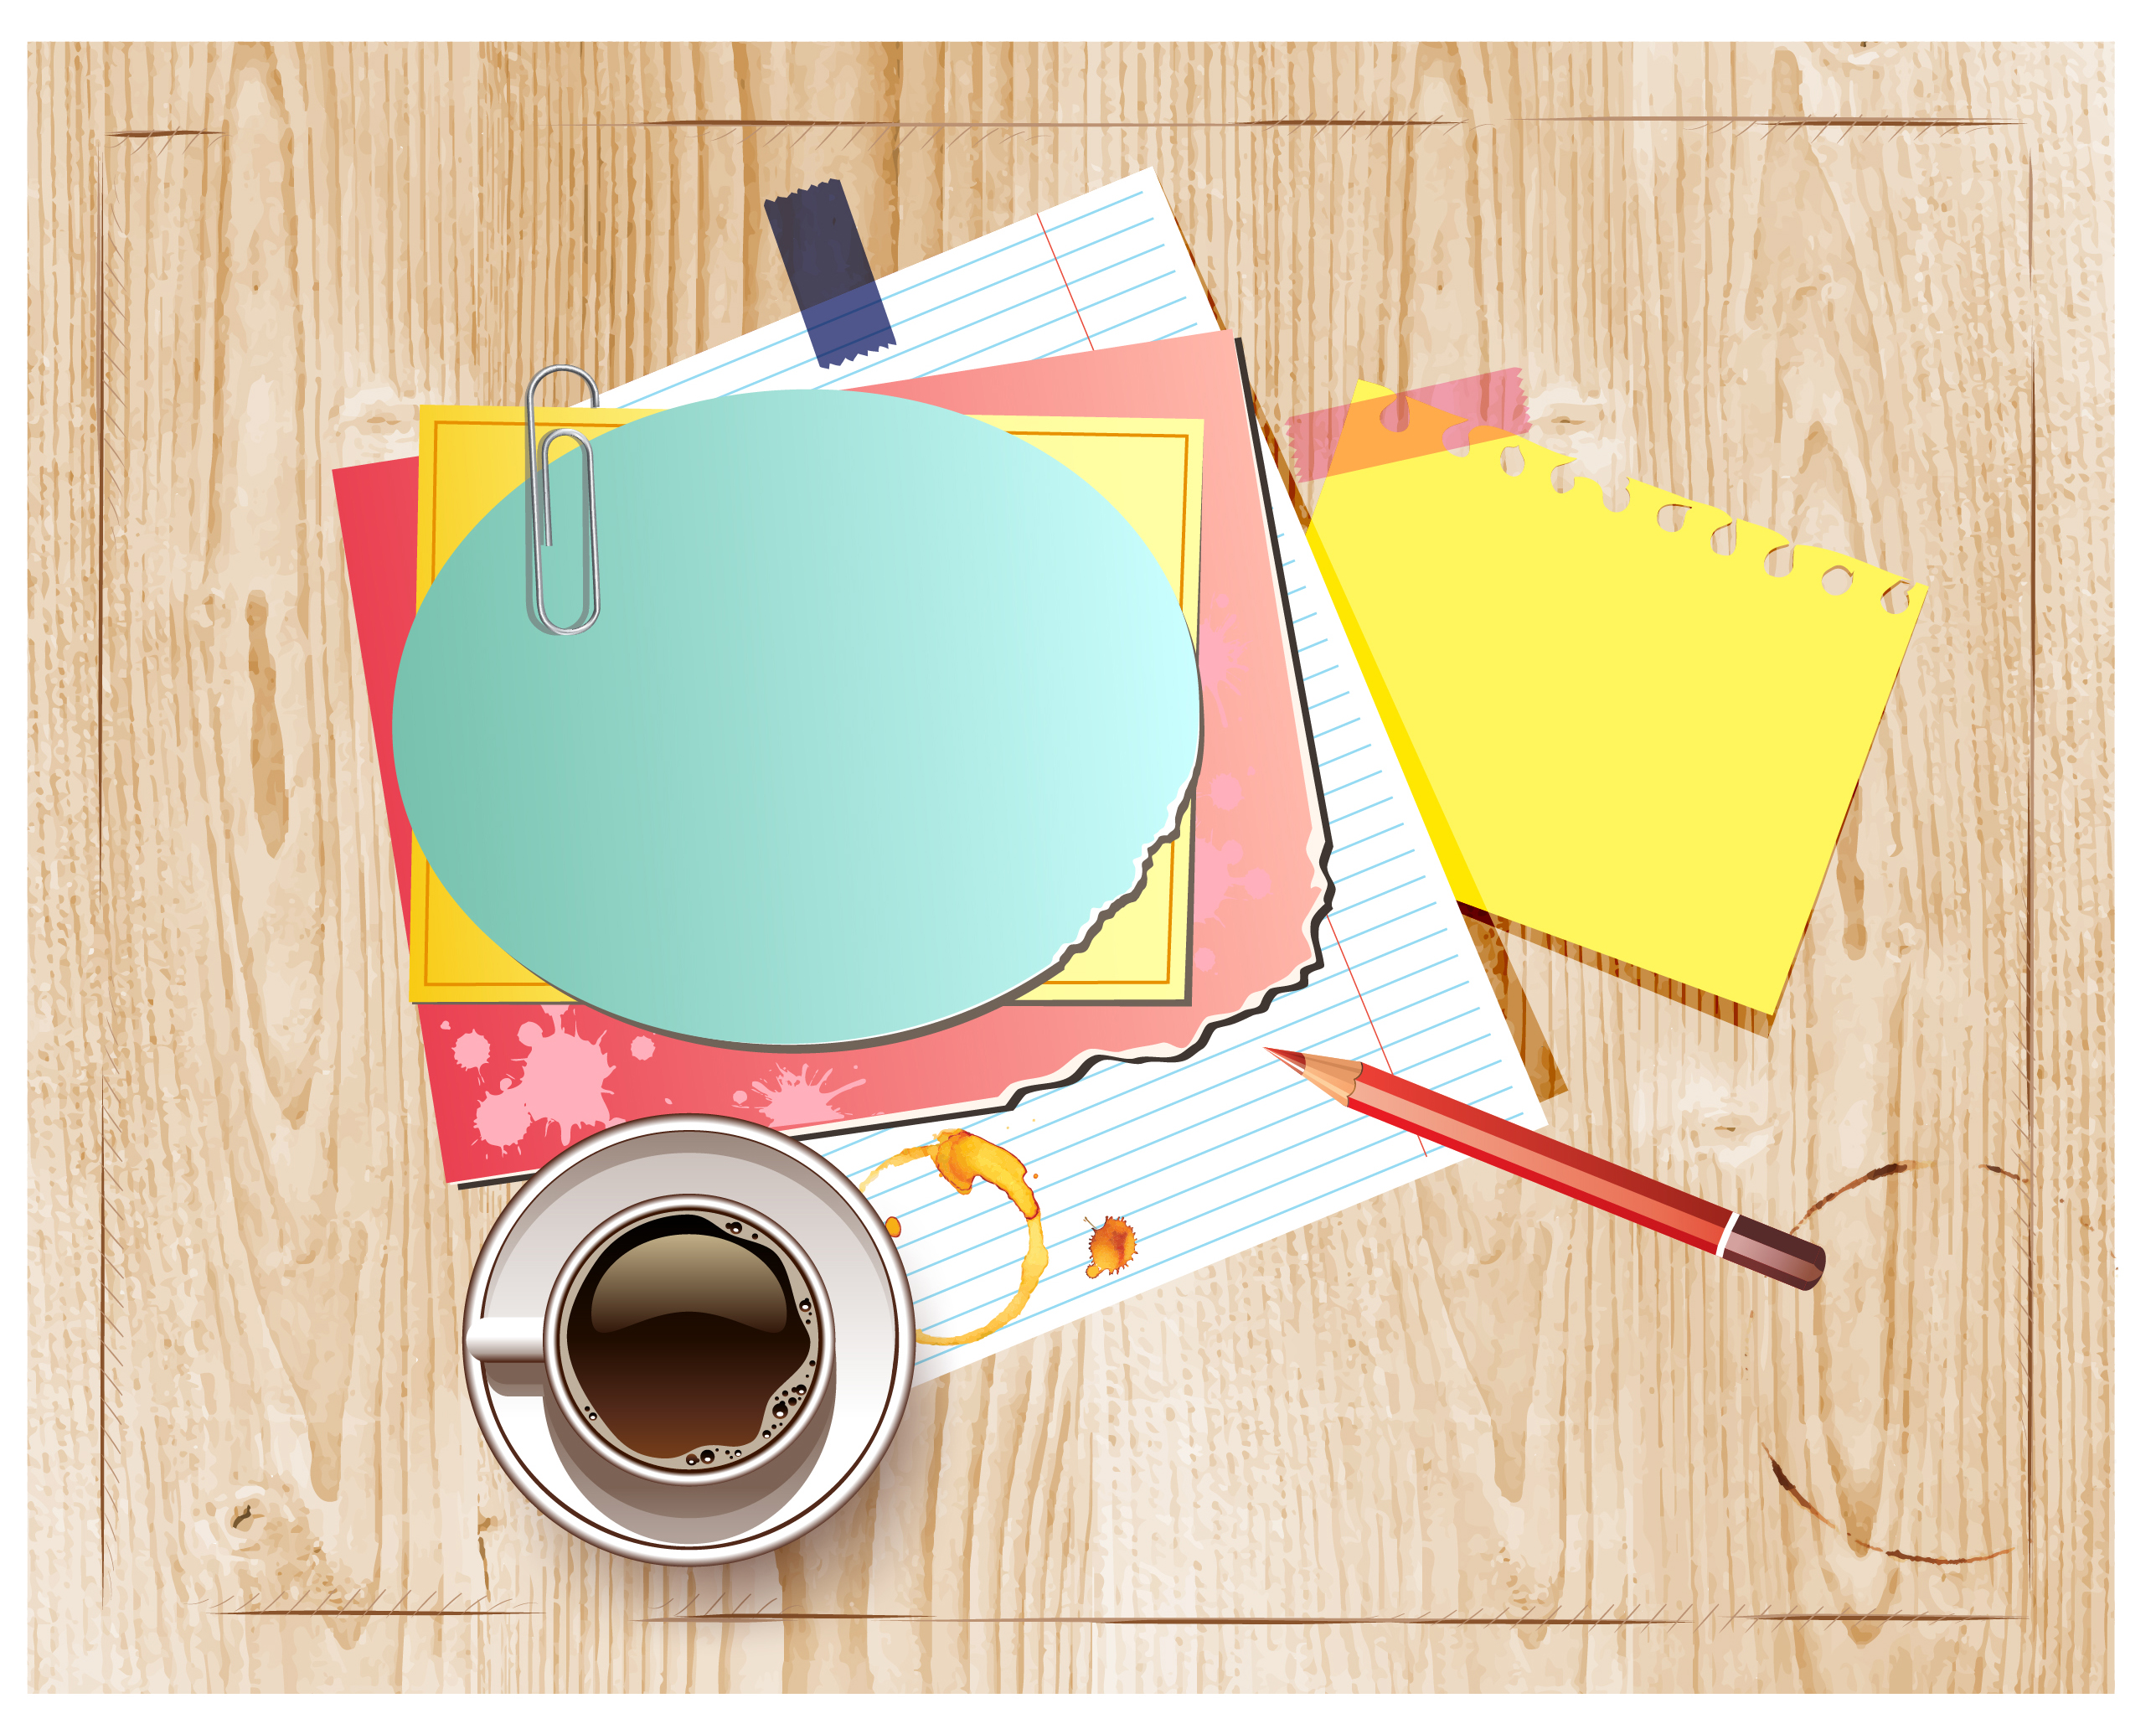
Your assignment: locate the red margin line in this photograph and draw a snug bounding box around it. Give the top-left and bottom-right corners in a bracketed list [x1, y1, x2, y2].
[1036, 214, 1095, 349]
[1324, 915, 1428, 1154]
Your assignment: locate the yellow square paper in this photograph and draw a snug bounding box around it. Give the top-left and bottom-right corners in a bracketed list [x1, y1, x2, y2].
[405, 406, 1204, 1007]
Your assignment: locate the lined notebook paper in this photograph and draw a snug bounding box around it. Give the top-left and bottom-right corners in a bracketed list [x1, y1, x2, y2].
[609, 169, 1544, 1381]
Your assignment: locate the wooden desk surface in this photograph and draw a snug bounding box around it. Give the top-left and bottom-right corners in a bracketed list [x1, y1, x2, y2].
[28, 42, 2112, 1691]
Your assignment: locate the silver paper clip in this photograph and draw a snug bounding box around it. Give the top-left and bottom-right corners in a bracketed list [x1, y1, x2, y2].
[525, 363, 603, 635]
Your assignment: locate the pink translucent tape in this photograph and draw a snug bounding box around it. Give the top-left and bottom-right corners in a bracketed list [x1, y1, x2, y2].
[1283, 369, 1529, 485]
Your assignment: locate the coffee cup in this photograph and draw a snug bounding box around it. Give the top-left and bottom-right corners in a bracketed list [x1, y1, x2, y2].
[466, 1192, 833, 1487]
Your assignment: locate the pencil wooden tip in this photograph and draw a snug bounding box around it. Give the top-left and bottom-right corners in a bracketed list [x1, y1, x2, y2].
[1266, 1048, 1307, 1073]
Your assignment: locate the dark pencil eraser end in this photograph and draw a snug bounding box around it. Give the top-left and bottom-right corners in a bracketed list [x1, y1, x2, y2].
[1725, 1215, 1826, 1291]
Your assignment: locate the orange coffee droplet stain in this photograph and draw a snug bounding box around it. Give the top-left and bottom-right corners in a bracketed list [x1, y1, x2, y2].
[1085, 1215, 1138, 1280]
[864, 1129, 1047, 1347]
[885, 1215, 902, 1238]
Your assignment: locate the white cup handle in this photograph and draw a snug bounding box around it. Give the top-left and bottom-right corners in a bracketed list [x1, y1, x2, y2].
[467, 1315, 546, 1362]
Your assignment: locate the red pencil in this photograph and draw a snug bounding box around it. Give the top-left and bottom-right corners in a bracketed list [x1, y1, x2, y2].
[1267, 1048, 1824, 1290]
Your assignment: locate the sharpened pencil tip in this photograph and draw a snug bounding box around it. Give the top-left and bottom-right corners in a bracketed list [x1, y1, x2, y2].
[1266, 1048, 1307, 1073]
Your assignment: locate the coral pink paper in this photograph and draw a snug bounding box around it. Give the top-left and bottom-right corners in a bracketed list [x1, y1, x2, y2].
[334, 332, 1328, 1185]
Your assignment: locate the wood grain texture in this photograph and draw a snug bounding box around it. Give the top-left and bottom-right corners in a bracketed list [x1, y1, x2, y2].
[26, 42, 2110, 1691]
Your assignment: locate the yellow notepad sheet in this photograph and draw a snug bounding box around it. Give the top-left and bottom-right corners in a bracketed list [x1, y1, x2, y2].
[977, 416, 1204, 1004]
[408, 405, 1204, 1007]
[1307, 382, 1926, 1014]
[409, 406, 652, 1003]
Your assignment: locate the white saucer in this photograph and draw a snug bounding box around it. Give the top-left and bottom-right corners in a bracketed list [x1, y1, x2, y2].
[462, 1116, 914, 1565]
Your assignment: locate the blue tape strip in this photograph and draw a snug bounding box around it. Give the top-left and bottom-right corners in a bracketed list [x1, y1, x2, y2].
[763, 180, 897, 369]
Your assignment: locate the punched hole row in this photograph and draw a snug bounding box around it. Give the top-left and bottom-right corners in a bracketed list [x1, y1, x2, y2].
[1487, 446, 1912, 612]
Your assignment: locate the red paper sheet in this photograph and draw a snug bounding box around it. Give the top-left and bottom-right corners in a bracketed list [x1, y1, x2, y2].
[334, 332, 1329, 1184]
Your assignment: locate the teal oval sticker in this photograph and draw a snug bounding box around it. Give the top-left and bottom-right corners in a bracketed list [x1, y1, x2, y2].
[392, 390, 1201, 1048]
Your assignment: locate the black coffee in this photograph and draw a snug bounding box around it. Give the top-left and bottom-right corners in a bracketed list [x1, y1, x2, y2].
[560, 1211, 820, 1469]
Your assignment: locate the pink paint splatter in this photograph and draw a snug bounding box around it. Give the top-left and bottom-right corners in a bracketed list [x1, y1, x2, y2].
[473, 1092, 527, 1148]
[1194, 839, 1271, 926]
[472, 1005, 616, 1153]
[1198, 598, 1249, 725]
[1195, 946, 1215, 973]
[732, 1090, 749, 1105]
[452, 1030, 491, 1072]
[750, 1063, 867, 1130]
[630, 1035, 655, 1061]
[440, 1020, 451, 1030]
[1208, 773, 1243, 811]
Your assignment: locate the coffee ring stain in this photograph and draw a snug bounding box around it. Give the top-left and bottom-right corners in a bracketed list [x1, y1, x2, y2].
[864, 1129, 1047, 1347]
[1795, 1158, 2023, 1230]
[1762, 1447, 2011, 1567]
